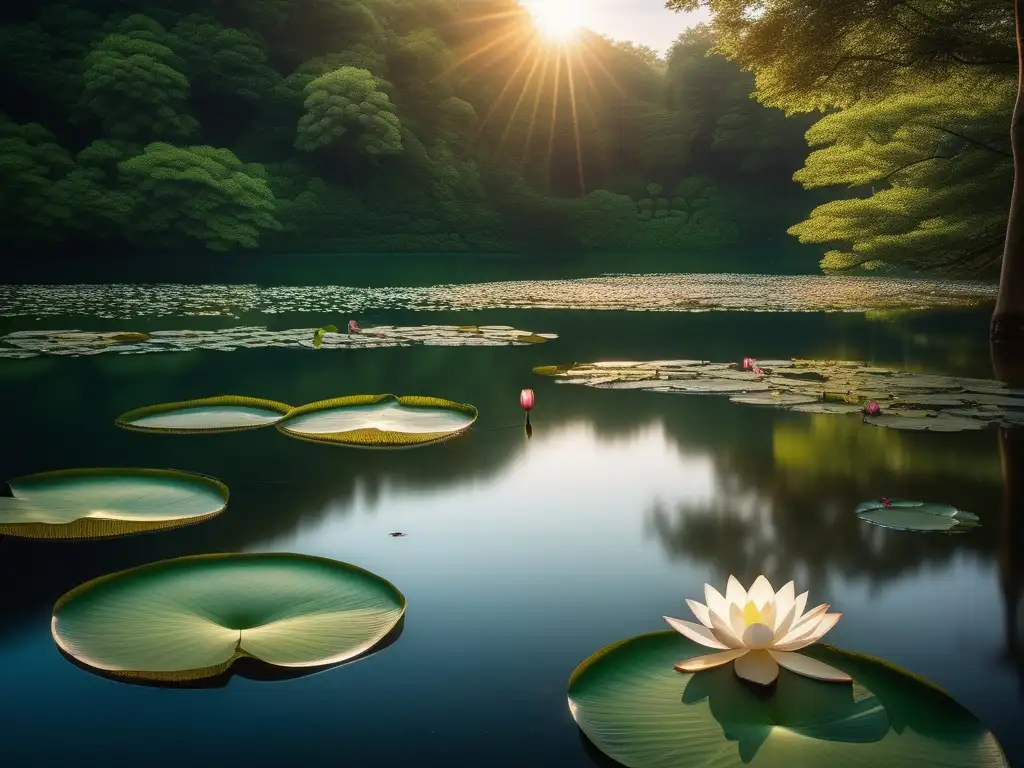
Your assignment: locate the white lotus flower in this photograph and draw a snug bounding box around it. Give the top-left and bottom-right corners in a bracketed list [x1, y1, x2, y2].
[665, 575, 852, 686]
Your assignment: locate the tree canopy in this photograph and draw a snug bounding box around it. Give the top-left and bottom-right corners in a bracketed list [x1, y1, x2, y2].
[668, 0, 1014, 276]
[0, 0, 816, 257]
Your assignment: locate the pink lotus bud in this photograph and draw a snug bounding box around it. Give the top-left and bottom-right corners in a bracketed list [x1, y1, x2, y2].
[520, 388, 535, 411]
[348, 320, 361, 334]
[881, 497, 892, 508]
[742, 357, 755, 371]
[865, 400, 881, 415]
[752, 366, 765, 377]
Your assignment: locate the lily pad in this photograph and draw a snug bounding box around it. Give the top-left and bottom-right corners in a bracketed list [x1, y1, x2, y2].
[116, 396, 293, 434]
[276, 394, 477, 448]
[729, 392, 822, 406]
[0, 468, 228, 540]
[855, 499, 981, 533]
[568, 630, 1006, 768]
[791, 402, 866, 415]
[863, 413, 988, 432]
[51, 553, 406, 683]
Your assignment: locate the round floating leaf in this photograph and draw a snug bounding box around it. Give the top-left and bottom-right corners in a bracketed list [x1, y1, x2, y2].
[116, 396, 293, 434]
[855, 499, 980, 533]
[276, 394, 478, 448]
[0, 468, 228, 540]
[863, 413, 988, 432]
[568, 631, 1007, 768]
[729, 392, 822, 406]
[791, 402, 865, 414]
[51, 553, 406, 683]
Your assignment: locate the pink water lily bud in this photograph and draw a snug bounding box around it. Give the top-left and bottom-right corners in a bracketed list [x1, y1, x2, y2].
[520, 388, 535, 411]
[752, 366, 765, 377]
[865, 400, 881, 415]
[881, 497, 893, 508]
[348, 320, 361, 334]
[742, 357, 755, 371]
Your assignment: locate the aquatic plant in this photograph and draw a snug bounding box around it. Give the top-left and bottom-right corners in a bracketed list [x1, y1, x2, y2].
[534, 358, 1024, 431]
[51, 553, 406, 683]
[116, 395, 292, 434]
[855, 499, 981, 533]
[0, 468, 228, 540]
[276, 394, 477, 448]
[666, 575, 849, 685]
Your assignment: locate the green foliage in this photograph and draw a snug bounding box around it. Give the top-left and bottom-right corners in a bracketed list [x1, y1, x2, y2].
[81, 27, 198, 139]
[118, 142, 281, 250]
[669, 1, 1014, 275]
[295, 67, 402, 156]
[2, 0, 818, 257]
[0, 115, 75, 244]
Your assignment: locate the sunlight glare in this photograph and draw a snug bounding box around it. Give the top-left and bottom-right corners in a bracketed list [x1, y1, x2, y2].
[524, 0, 585, 43]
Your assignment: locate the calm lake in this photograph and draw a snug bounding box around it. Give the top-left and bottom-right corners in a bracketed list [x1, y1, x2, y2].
[0, 260, 1020, 767]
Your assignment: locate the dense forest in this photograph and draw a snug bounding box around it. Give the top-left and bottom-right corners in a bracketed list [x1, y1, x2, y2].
[668, 0, 1016, 277]
[0, 0, 816, 259]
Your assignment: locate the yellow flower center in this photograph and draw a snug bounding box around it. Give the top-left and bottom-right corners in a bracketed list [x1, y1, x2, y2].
[743, 601, 762, 626]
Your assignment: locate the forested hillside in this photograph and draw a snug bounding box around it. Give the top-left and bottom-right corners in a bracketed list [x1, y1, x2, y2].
[0, 1, 814, 257]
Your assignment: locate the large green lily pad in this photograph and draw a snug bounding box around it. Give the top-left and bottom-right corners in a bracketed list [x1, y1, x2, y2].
[116, 395, 293, 434]
[51, 553, 406, 683]
[568, 630, 1007, 768]
[535, 359, 1024, 431]
[0, 468, 228, 540]
[276, 394, 478, 448]
[855, 499, 981, 533]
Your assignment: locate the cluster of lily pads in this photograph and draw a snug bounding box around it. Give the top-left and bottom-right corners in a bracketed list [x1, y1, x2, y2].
[115, 394, 478, 448]
[0, 275, 995, 319]
[534, 357, 1024, 431]
[0, 324, 558, 359]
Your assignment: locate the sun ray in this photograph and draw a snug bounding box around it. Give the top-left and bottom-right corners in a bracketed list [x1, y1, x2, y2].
[499, 50, 545, 149]
[566, 47, 586, 194]
[446, 26, 529, 73]
[520, 52, 553, 169]
[480, 40, 542, 131]
[546, 50, 563, 174]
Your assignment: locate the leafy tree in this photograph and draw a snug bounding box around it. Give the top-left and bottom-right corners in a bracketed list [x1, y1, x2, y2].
[295, 67, 403, 156]
[118, 142, 280, 250]
[788, 72, 1012, 274]
[80, 27, 198, 139]
[0, 115, 75, 244]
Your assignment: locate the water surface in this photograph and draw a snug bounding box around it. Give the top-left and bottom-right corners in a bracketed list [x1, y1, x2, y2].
[0, 273, 1019, 767]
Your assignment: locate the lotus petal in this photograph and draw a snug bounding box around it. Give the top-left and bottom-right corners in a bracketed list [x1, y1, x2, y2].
[775, 613, 843, 652]
[747, 575, 775, 609]
[685, 599, 714, 629]
[729, 601, 748, 639]
[780, 603, 831, 643]
[773, 604, 798, 642]
[704, 583, 730, 620]
[791, 591, 810, 625]
[276, 394, 477, 449]
[116, 396, 294, 434]
[734, 649, 780, 685]
[0, 468, 228, 541]
[708, 610, 745, 649]
[769, 651, 852, 682]
[568, 630, 1006, 768]
[51, 553, 406, 683]
[673, 648, 748, 673]
[774, 581, 796, 627]
[725, 575, 747, 609]
[664, 617, 727, 650]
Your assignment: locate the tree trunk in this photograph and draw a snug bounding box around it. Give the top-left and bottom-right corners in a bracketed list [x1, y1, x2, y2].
[993, 0, 1024, 346]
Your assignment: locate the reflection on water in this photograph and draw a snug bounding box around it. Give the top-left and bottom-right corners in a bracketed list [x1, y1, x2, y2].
[0, 305, 1020, 767]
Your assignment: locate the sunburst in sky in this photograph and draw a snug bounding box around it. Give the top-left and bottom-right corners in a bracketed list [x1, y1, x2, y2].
[446, 1, 706, 195]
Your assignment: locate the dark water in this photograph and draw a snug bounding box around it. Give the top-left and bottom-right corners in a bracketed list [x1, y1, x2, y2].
[0, 287, 1020, 766]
